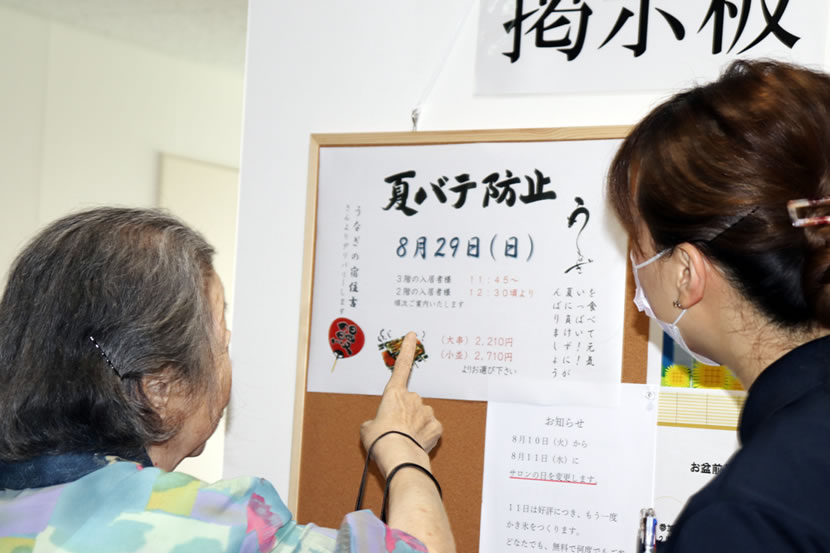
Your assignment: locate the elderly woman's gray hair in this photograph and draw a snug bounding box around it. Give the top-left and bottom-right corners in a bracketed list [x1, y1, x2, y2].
[0, 207, 218, 461]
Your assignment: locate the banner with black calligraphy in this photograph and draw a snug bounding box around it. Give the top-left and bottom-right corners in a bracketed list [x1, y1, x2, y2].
[304, 130, 628, 405]
[476, 0, 827, 94]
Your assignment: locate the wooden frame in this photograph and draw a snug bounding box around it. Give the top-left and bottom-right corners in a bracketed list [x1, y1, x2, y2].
[289, 127, 645, 552]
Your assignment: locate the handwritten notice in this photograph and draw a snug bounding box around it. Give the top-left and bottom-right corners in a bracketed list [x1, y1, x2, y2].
[305, 136, 628, 404]
[479, 385, 658, 553]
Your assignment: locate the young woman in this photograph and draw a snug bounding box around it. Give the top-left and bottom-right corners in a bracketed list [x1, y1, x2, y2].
[609, 59, 830, 551]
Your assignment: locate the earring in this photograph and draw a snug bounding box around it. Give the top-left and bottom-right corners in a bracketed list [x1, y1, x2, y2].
[672, 300, 684, 309]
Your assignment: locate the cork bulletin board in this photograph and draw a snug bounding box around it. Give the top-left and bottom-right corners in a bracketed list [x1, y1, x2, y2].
[289, 127, 645, 552]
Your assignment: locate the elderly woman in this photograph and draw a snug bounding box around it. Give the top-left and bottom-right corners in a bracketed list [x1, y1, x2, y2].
[0, 207, 454, 553]
[612, 60, 830, 551]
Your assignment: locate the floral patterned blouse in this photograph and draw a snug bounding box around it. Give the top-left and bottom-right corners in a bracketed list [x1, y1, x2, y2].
[0, 453, 427, 553]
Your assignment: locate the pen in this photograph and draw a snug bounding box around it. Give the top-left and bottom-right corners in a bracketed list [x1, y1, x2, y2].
[639, 508, 657, 553]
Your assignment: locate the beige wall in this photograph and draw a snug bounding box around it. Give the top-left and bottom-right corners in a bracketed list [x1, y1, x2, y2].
[0, 5, 243, 281]
[0, 5, 244, 482]
[159, 154, 240, 482]
[0, 7, 48, 282]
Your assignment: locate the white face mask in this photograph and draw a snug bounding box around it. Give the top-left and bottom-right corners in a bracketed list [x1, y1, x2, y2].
[631, 250, 720, 367]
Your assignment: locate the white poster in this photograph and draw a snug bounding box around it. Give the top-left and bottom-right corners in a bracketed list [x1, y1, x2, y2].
[653, 389, 743, 543]
[479, 384, 659, 553]
[306, 136, 628, 404]
[476, 0, 827, 94]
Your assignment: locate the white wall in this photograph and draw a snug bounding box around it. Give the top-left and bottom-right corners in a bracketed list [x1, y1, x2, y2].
[0, 5, 244, 481]
[228, 0, 658, 499]
[229, 0, 830, 503]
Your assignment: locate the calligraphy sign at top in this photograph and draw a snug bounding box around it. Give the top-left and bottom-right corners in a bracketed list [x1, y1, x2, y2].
[476, 0, 827, 94]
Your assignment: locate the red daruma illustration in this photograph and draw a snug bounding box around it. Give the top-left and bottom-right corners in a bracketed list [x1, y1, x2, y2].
[328, 317, 365, 372]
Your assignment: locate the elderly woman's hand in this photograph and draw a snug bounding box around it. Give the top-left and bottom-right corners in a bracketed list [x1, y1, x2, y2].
[360, 332, 456, 553]
[360, 332, 442, 477]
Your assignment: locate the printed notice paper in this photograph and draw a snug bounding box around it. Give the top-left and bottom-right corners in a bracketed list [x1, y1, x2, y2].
[653, 389, 742, 543]
[480, 384, 658, 553]
[306, 138, 627, 404]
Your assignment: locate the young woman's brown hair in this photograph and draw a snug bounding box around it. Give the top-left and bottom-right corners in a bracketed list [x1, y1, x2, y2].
[609, 59, 830, 329]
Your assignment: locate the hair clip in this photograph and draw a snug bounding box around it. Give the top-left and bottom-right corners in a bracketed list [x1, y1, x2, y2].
[89, 335, 123, 378]
[788, 197, 830, 228]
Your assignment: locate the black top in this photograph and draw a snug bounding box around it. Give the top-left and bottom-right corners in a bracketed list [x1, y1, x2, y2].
[662, 335, 830, 552]
[0, 450, 152, 490]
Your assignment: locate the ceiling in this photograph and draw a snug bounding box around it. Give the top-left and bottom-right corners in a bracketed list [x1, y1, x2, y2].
[0, 0, 247, 71]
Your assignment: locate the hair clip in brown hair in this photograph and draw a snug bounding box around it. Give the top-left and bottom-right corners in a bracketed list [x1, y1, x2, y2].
[788, 197, 830, 228]
[88, 335, 123, 378]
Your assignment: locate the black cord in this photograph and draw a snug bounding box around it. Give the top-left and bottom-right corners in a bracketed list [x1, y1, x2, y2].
[380, 462, 443, 524]
[354, 430, 424, 512]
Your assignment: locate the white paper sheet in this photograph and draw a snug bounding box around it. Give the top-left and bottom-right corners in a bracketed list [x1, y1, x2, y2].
[653, 391, 742, 543]
[476, 1, 827, 95]
[645, 317, 745, 543]
[480, 384, 658, 553]
[306, 139, 628, 404]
